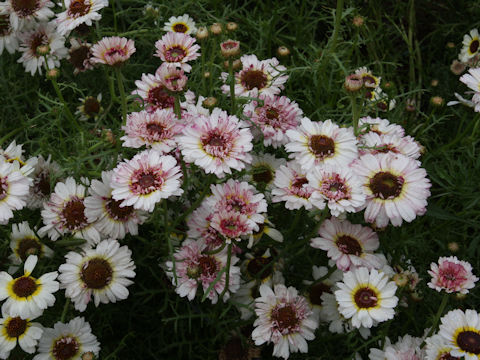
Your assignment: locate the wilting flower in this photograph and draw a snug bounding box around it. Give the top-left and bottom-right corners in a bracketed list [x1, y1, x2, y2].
[91, 36, 135, 66]
[246, 153, 286, 192]
[0, 14, 19, 54]
[27, 154, 61, 209]
[67, 38, 93, 74]
[428, 256, 478, 294]
[76, 94, 102, 120]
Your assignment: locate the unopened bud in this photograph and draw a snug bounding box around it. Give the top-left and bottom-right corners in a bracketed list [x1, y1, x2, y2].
[226, 22, 238, 31]
[203, 71, 210, 78]
[277, 46, 290, 57]
[456, 292, 467, 300]
[196, 26, 209, 40]
[46, 68, 60, 79]
[431, 79, 439, 87]
[202, 97, 217, 108]
[450, 59, 466, 75]
[210, 23, 222, 35]
[344, 74, 363, 92]
[393, 273, 409, 287]
[405, 98, 416, 112]
[352, 15, 364, 27]
[36, 45, 50, 56]
[103, 128, 115, 145]
[446, 42, 455, 49]
[383, 81, 392, 89]
[430, 96, 444, 106]
[82, 352, 94, 360]
[410, 291, 422, 302]
[220, 39, 240, 58]
[447, 241, 459, 252]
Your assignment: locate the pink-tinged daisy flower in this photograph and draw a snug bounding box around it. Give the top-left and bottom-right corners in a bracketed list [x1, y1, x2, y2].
[154, 32, 200, 72]
[352, 153, 431, 228]
[210, 210, 252, 241]
[0, 0, 54, 31]
[121, 108, 184, 153]
[355, 67, 381, 88]
[0, 161, 31, 224]
[33, 317, 100, 360]
[285, 118, 358, 171]
[187, 202, 225, 250]
[84, 171, 147, 240]
[162, 13, 197, 35]
[460, 68, 480, 93]
[56, 0, 108, 36]
[242, 94, 303, 148]
[307, 165, 366, 216]
[311, 218, 382, 271]
[155, 62, 188, 92]
[17, 22, 67, 75]
[132, 72, 175, 112]
[38, 177, 100, 244]
[439, 309, 480, 360]
[27, 154, 61, 210]
[207, 179, 267, 231]
[58, 239, 136, 312]
[221, 54, 288, 97]
[0, 14, 19, 54]
[0, 140, 37, 176]
[358, 116, 405, 138]
[335, 267, 398, 328]
[179, 108, 253, 178]
[271, 161, 314, 210]
[427, 256, 478, 294]
[425, 334, 460, 360]
[67, 38, 93, 74]
[359, 132, 422, 160]
[252, 283, 318, 359]
[91, 36, 135, 66]
[111, 150, 183, 212]
[0, 255, 59, 319]
[0, 307, 43, 359]
[460, 29, 480, 63]
[165, 239, 240, 304]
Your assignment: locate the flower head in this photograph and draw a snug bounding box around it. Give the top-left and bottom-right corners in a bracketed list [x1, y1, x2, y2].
[91, 36, 135, 66]
[439, 309, 480, 359]
[56, 0, 108, 36]
[162, 14, 197, 35]
[154, 32, 200, 72]
[428, 256, 478, 294]
[1, 0, 54, 31]
[0, 160, 31, 224]
[132, 71, 175, 112]
[460, 29, 480, 63]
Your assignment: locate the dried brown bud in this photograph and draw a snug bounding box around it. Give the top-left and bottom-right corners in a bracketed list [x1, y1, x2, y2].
[352, 15, 364, 27]
[450, 59, 466, 75]
[196, 26, 209, 40]
[431, 79, 439, 87]
[210, 23, 222, 35]
[226, 22, 238, 31]
[448, 242, 459, 252]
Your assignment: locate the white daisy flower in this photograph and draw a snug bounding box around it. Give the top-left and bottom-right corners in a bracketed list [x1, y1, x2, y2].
[27, 154, 62, 209]
[131, 71, 175, 113]
[460, 68, 480, 93]
[359, 132, 422, 160]
[334, 267, 398, 328]
[56, 0, 109, 36]
[0, 140, 37, 176]
[352, 153, 431, 228]
[162, 13, 197, 35]
[0, 159, 31, 224]
[246, 153, 286, 192]
[285, 118, 358, 171]
[358, 116, 405, 138]
[0, 255, 59, 319]
[111, 150, 183, 212]
[439, 309, 480, 359]
[84, 171, 148, 240]
[0, 14, 19, 54]
[355, 67, 381, 88]
[0, 0, 54, 31]
[460, 29, 480, 63]
[33, 316, 100, 360]
[425, 334, 459, 360]
[252, 283, 318, 359]
[38, 177, 100, 244]
[0, 307, 43, 359]
[369, 335, 424, 360]
[58, 239, 135, 312]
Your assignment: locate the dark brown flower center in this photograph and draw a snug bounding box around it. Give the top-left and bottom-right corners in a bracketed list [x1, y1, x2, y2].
[241, 70, 267, 90]
[221, 337, 248, 360]
[0, 15, 10, 36]
[62, 198, 87, 230]
[146, 123, 165, 136]
[362, 75, 376, 86]
[105, 198, 134, 221]
[309, 135, 335, 158]
[292, 177, 308, 189]
[69, 45, 90, 70]
[470, 39, 480, 54]
[30, 32, 47, 56]
[166, 46, 186, 60]
[336, 235, 362, 256]
[272, 304, 299, 332]
[198, 255, 217, 277]
[252, 165, 273, 184]
[457, 331, 480, 354]
[138, 173, 155, 188]
[12, 0, 39, 16]
[354, 287, 378, 308]
[205, 134, 224, 147]
[81, 258, 113, 289]
[147, 86, 175, 109]
[6, 317, 27, 338]
[84, 97, 100, 116]
[35, 173, 51, 195]
[173, 23, 188, 33]
[439, 353, 460, 360]
[369, 171, 404, 199]
[309, 282, 331, 306]
[265, 107, 279, 120]
[68, 0, 91, 17]
[247, 256, 272, 279]
[12, 276, 37, 297]
[17, 237, 42, 262]
[53, 337, 79, 360]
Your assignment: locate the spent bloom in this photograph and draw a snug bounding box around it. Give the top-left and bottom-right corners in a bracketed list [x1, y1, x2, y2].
[91, 36, 135, 66]
[427, 256, 478, 294]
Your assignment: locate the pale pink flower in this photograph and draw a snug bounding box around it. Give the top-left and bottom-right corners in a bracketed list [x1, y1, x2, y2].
[154, 32, 200, 72]
[155, 63, 188, 92]
[91, 36, 135, 66]
[187, 202, 225, 250]
[0, 161, 31, 224]
[271, 161, 314, 210]
[132, 71, 175, 112]
[428, 256, 478, 294]
[111, 150, 183, 212]
[210, 210, 252, 241]
[56, 0, 108, 36]
[359, 132, 422, 160]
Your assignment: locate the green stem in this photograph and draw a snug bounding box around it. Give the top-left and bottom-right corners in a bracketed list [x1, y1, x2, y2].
[351, 95, 361, 135]
[422, 293, 449, 346]
[60, 298, 70, 322]
[115, 67, 127, 125]
[163, 200, 177, 285]
[111, 0, 118, 33]
[220, 243, 233, 300]
[330, 0, 344, 50]
[174, 95, 181, 119]
[202, 241, 227, 255]
[228, 58, 236, 114]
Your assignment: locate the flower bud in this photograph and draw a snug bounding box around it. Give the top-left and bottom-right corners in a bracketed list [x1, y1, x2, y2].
[203, 71, 210, 78]
[196, 26, 209, 40]
[226, 22, 238, 31]
[431, 79, 439, 87]
[210, 22, 222, 35]
[446, 42, 455, 49]
[82, 352, 95, 360]
[344, 74, 363, 92]
[46, 68, 60, 80]
[202, 97, 217, 108]
[430, 96, 444, 106]
[36, 44, 50, 56]
[393, 273, 409, 287]
[352, 15, 364, 27]
[220, 39, 240, 58]
[277, 46, 290, 57]
[405, 98, 416, 112]
[448, 242, 459, 252]
[450, 59, 466, 75]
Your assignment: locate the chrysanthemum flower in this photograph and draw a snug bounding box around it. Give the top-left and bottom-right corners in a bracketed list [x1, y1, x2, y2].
[84, 171, 147, 240]
[271, 161, 314, 210]
[121, 109, 184, 153]
[155, 62, 188, 92]
[311, 218, 382, 271]
[27, 154, 61, 209]
[0, 160, 31, 224]
[425, 334, 459, 360]
[0, 14, 19, 54]
[17, 22, 67, 75]
[56, 0, 108, 36]
[58, 239, 135, 311]
[0, 255, 59, 319]
[0, 0, 54, 30]
[358, 116, 405, 138]
[355, 67, 381, 88]
[179, 108, 253, 178]
[210, 209, 252, 241]
[221, 54, 288, 97]
[76, 94, 102, 120]
[242, 94, 303, 148]
[0, 307, 43, 359]
[0, 140, 37, 176]
[439, 309, 480, 360]
[68, 38, 93, 74]
[111, 150, 183, 212]
[252, 283, 318, 359]
[285, 118, 358, 171]
[33, 317, 100, 360]
[162, 13, 197, 35]
[91, 36, 135, 66]
[38, 177, 100, 244]
[352, 153, 431, 228]
[307, 165, 366, 216]
[154, 32, 200, 72]
[427, 256, 478, 294]
[335, 267, 398, 328]
[359, 132, 422, 160]
[187, 202, 225, 250]
[132, 71, 175, 112]
[246, 153, 286, 192]
[460, 29, 480, 63]
[165, 239, 240, 304]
